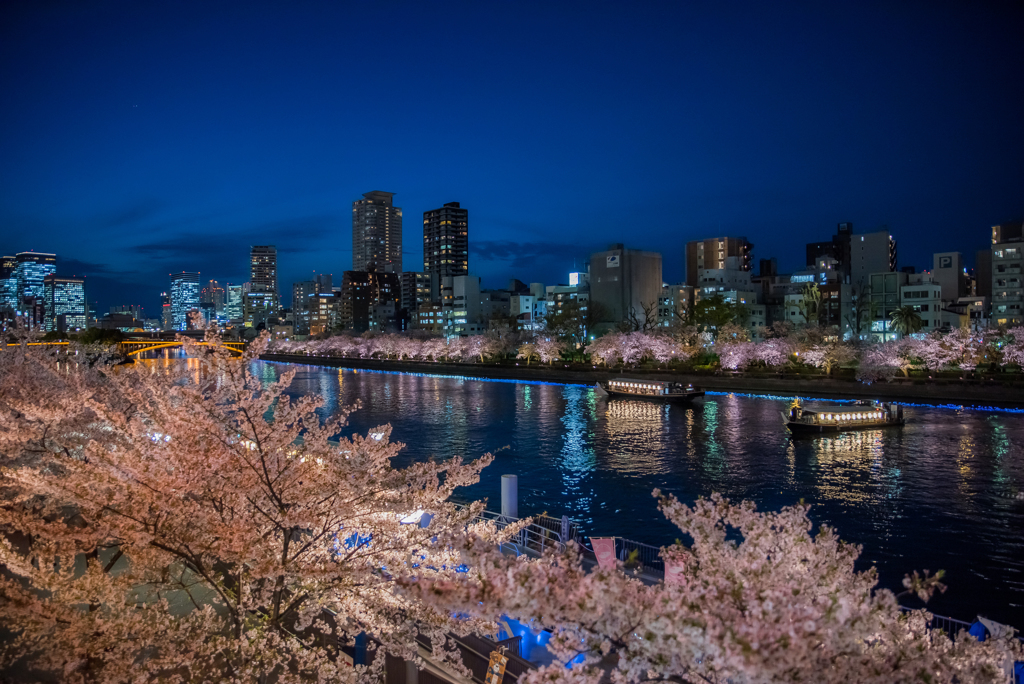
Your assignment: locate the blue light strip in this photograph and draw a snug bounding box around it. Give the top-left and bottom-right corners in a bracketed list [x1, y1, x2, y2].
[262, 360, 1024, 414]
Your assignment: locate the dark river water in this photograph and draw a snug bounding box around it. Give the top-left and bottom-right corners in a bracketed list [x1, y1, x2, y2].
[257, 360, 1024, 627]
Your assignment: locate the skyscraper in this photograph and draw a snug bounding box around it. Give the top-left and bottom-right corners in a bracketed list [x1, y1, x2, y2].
[0, 255, 17, 312]
[169, 272, 200, 331]
[201, 279, 226, 313]
[43, 274, 86, 332]
[13, 252, 57, 309]
[423, 201, 469, 301]
[352, 191, 402, 274]
[245, 246, 280, 328]
[225, 284, 243, 323]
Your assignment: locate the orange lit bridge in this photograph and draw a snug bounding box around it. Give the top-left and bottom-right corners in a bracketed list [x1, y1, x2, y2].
[121, 335, 245, 358]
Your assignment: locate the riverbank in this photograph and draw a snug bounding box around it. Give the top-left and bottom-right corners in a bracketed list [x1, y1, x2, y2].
[261, 353, 1024, 408]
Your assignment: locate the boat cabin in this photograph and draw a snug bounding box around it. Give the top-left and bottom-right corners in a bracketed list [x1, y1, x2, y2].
[607, 378, 694, 396]
[788, 404, 900, 425]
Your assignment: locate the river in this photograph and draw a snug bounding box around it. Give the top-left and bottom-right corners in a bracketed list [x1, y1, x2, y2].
[258, 359, 1024, 627]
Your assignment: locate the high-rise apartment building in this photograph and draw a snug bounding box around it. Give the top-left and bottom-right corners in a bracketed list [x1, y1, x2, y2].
[0, 256, 17, 312]
[245, 246, 280, 328]
[423, 201, 469, 300]
[850, 230, 897, 286]
[160, 292, 173, 330]
[291, 280, 318, 335]
[352, 191, 402, 274]
[43, 275, 86, 332]
[590, 244, 663, 331]
[684, 238, 752, 287]
[169, 272, 201, 331]
[13, 252, 57, 309]
[400, 272, 431, 313]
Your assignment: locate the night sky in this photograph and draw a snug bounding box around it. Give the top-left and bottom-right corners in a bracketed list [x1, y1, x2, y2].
[2, 1, 1022, 316]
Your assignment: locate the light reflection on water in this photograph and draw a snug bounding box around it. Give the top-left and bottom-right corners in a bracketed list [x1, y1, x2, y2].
[263, 361, 1024, 625]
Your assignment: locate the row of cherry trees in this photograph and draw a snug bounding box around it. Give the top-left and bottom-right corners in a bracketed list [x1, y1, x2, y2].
[1, 327, 1020, 681]
[273, 326, 1024, 381]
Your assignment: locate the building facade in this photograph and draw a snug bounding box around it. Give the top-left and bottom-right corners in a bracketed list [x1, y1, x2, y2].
[991, 221, 1023, 326]
[244, 245, 280, 328]
[12, 252, 57, 311]
[685, 237, 752, 287]
[423, 202, 469, 301]
[170, 272, 201, 331]
[353, 191, 402, 274]
[339, 268, 400, 333]
[42, 274, 86, 332]
[590, 244, 662, 331]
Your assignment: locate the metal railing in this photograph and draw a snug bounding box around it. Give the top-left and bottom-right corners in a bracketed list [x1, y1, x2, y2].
[458, 505, 569, 555]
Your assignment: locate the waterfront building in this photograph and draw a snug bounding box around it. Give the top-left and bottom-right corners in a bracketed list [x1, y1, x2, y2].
[42, 274, 86, 332]
[169, 272, 200, 331]
[991, 221, 1023, 326]
[590, 244, 662, 332]
[868, 271, 909, 341]
[509, 293, 547, 331]
[339, 267, 400, 333]
[900, 275, 943, 332]
[353, 191, 402, 274]
[685, 237, 752, 288]
[423, 201, 468, 300]
[244, 246, 280, 328]
[806, 222, 854, 282]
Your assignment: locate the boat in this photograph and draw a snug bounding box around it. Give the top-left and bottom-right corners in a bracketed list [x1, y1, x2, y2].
[781, 399, 905, 435]
[595, 378, 705, 403]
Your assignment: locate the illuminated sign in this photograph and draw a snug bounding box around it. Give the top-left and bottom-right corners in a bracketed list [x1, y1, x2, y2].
[569, 272, 580, 286]
[606, 255, 620, 268]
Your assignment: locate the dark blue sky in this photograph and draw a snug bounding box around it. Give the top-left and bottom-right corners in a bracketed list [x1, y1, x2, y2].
[2, 1, 1022, 315]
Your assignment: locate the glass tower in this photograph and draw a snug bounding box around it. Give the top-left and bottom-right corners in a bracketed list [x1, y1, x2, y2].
[14, 252, 57, 310]
[43, 275, 86, 331]
[170, 272, 201, 331]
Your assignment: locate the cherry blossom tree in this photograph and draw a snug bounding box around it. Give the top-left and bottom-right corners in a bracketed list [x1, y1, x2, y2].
[535, 337, 562, 365]
[716, 340, 755, 370]
[517, 342, 539, 365]
[801, 341, 856, 376]
[1001, 326, 1024, 367]
[588, 333, 623, 367]
[754, 336, 794, 368]
[0, 330, 507, 682]
[857, 338, 918, 383]
[618, 333, 647, 367]
[408, 492, 1021, 684]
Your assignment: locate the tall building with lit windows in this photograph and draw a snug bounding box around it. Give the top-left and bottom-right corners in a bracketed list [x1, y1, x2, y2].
[423, 201, 468, 301]
[244, 245, 280, 328]
[352, 191, 402, 274]
[13, 252, 57, 309]
[169, 272, 201, 331]
[42, 274, 86, 332]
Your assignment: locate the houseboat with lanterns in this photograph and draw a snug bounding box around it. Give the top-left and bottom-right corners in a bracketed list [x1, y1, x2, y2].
[595, 378, 705, 403]
[782, 399, 905, 435]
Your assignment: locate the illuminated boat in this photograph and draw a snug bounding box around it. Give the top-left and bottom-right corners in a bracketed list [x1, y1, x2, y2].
[595, 378, 705, 403]
[782, 401, 904, 435]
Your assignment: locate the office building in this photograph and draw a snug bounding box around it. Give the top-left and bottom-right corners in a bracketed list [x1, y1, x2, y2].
[291, 280, 317, 335]
[111, 305, 145, 320]
[42, 274, 86, 332]
[13, 252, 57, 309]
[225, 284, 243, 323]
[400, 271, 431, 313]
[991, 221, 1023, 326]
[169, 272, 201, 331]
[684, 237, 752, 287]
[309, 292, 340, 336]
[353, 191, 402, 274]
[423, 201, 468, 300]
[590, 244, 663, 331]
[1, 256, 17, 312]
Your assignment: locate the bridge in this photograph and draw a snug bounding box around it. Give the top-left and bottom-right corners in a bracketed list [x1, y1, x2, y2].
[120, 337, 246, 358]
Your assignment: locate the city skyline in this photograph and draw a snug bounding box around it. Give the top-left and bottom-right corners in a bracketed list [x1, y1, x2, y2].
[1, 2, 1022, 314]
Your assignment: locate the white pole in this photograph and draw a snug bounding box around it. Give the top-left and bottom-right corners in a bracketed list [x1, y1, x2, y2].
[501, 474, 518, 520]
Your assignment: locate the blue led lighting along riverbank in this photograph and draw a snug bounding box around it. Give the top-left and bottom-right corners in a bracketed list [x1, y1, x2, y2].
[266, 359, 1024, 415]
[263, 359, 1024, 627]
